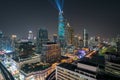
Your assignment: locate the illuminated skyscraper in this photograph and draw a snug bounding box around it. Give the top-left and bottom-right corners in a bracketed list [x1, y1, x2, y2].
[65, 22, 74, 45]
[74, 35, 79, 48]
[83, 29, 88, 47]
[11, 35, 17, 51]
[53, 34, 57, 43]
[58, 12, 65, 48]
[36, 28, 48, 54]
[49, 0, 65, 48]
[28, 30, 33, 41]
[0, 31, 3, 38]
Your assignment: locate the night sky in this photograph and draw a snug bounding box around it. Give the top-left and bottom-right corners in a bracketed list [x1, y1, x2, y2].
[0, 0, 120, 39]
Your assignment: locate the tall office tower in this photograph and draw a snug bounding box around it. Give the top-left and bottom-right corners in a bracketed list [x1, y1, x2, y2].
[53, 34, 57, 43]
[0, 35, 12, 53]
[36, 28, 48, 54]
[28, 30, 33, 41]
[78, 36, 84, 48]
[0, 31, 3, 50]
[89, 37, 99, 49]
[11, 35, 17, 51]
[74, 35, 79, 48]
[83, 29, 88, 47]
[0, 31, 3, 38]
[49, 0, 65, 47]
[58, 11, 66, 48]
[65, 22, 74, 45]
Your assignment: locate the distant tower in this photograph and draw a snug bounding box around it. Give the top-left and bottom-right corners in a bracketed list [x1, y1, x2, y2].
[11, 35, 17, 51]
[74, 35, 79, 48]
[65, 22, 74, 45]
[0, 31, 3, 38]
[53, 34, 57, 43]
[83, 29, 88, 47]
[28, 30, 33, 41]
[36, 28, 48, 54]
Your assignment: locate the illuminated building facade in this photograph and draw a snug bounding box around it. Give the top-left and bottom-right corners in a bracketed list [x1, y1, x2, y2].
[73, 35, 79, 48]
[42, 42, 61, 63]
[28, 30, 33, 41]
[83, 29, 88, 47]
[11, 35, 17, 51]
[0, 35, 13, 53]
[49, 0, 65, 47]
[21, 65, 53, 80]
[0, 31, 3, 38]
[89, 37, 99, 49]
[65, 22, 74, 45]
[78, 39, 84, 48]
[53, 34, 57, 43]
[36, 28, 48, 54]
[58, 12, 66, 48]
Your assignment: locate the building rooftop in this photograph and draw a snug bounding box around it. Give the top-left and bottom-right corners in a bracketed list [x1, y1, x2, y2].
[105, 52, 120, 64]
[21, 62, 51, 74]
[13, 53, 39, 62]
[58, 63, 96, 75]
[80, 55, 105, 67]
[97, 71, 120, 80]
[105, 52, 120, 56]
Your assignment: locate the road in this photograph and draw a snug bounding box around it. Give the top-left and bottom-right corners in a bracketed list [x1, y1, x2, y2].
[85, 50, 97, 58]
[0, 62, 15, 80]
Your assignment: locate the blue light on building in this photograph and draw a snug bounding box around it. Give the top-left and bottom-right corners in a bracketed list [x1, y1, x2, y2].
[58, 12, 65, 47]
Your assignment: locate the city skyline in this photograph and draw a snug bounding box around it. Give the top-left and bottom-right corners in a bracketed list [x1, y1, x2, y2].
[0, 0, 120, 39]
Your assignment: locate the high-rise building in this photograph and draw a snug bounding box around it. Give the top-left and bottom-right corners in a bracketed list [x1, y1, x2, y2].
[65, 22, 74, 45]
[83, 29, 88, 47]
[0, 31, 3, 38]
[58, 12, 66, 48]
[73, 35, 79, 48]
[36, 28, 48, 54]
[49, 0, 65, 48]
[78, 39, 84, 48]
[28, 30, 33, 41]
[0, 32, 13, 52]
[11, 35, 17, 51]
[89, 37, 99, 49]
[53, 34, 57, 43]
[78, 35, 84, 48]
